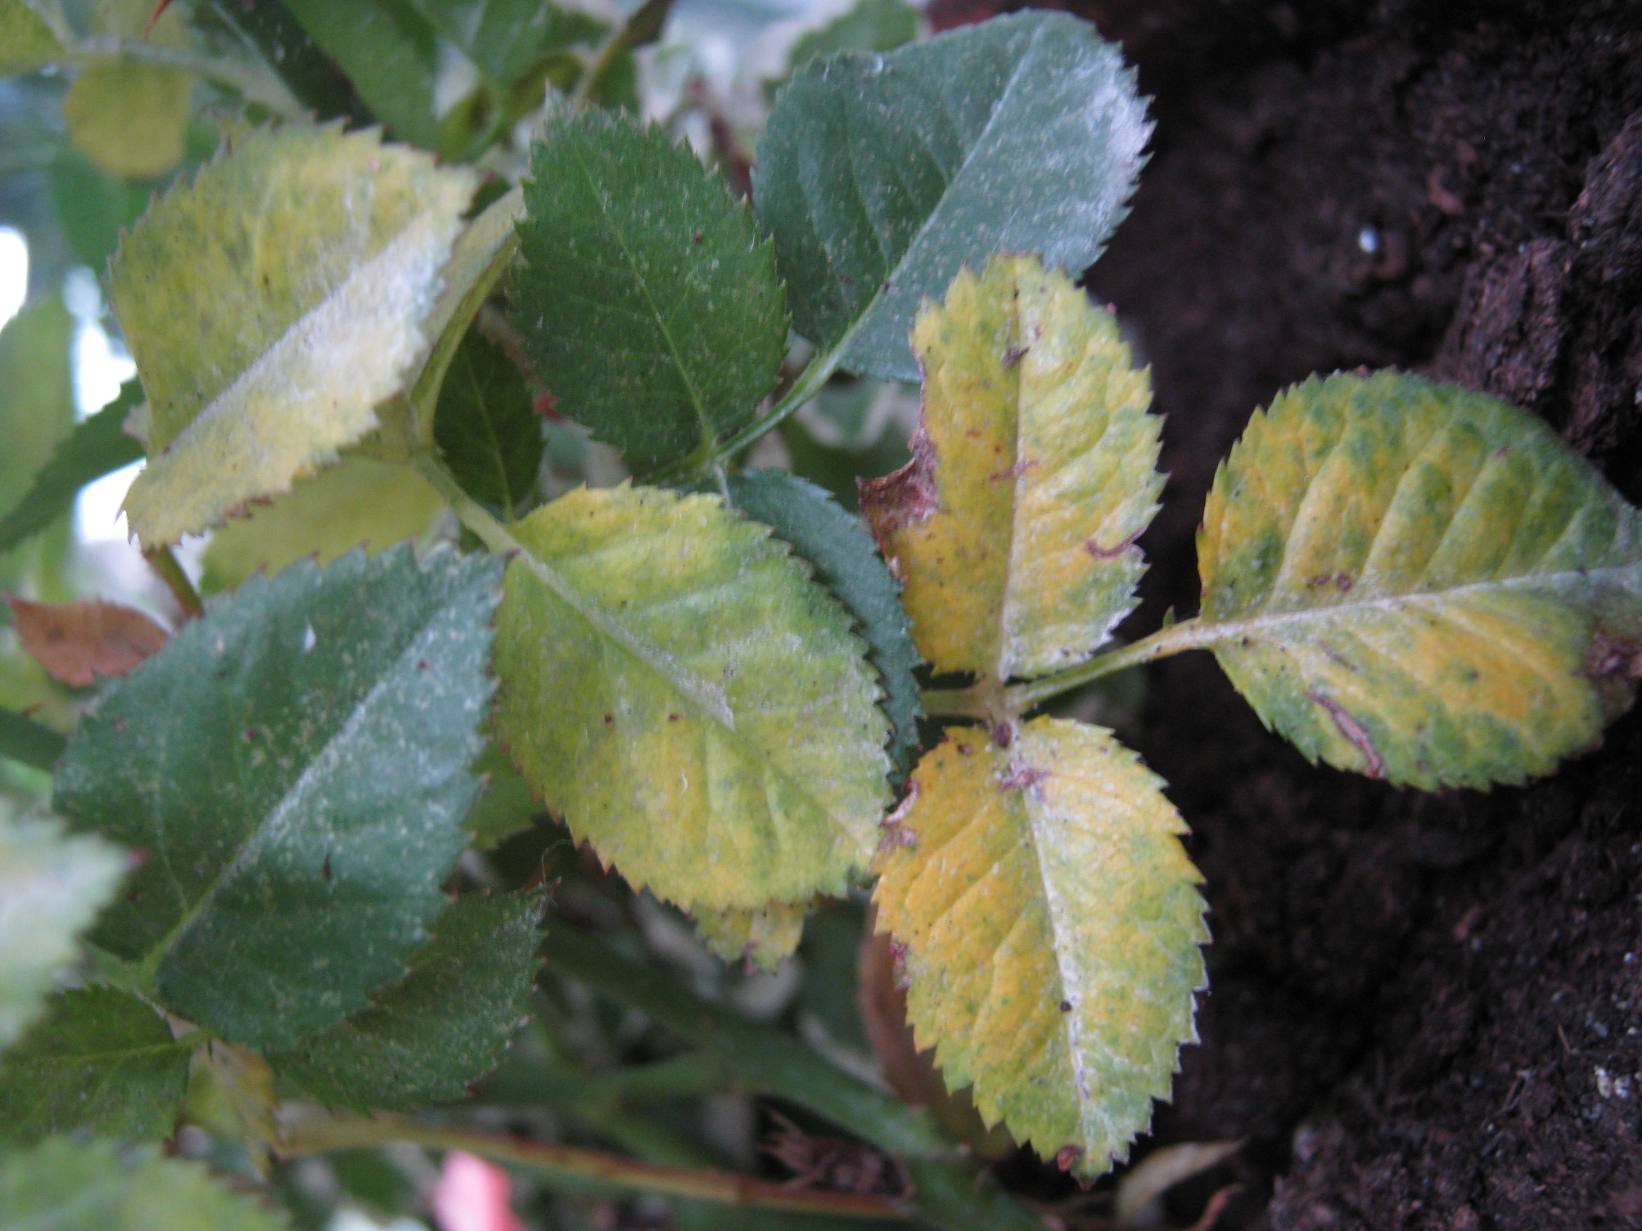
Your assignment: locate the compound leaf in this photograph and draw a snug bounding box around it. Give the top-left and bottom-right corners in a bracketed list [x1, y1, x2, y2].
[1198, 372, 1642, 789]
[113, 124, 475, 546]
[0, 815, 126, 1054]
[271, 891, 542, 1111]
[727, 469, 922, 779]
[873, 719, 1207, 1181]
[0, 382, 144, 558]
[494, 484, 889, 910]
[200, 456, 446, 594]
[861, 256, 1161, 680]
[513, 110, 787, 468]
[53, 546, 501, 1050]
[433, 329, 543, 515]
[0, 986, 191, 1145]
[754, 11, 1149, 382]
[0, 1137, 291, 1231]
[694, 900, 807, 972]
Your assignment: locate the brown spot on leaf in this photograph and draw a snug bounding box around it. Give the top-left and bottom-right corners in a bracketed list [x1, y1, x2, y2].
[991, 721, 1014, 749]
[321, 852, 332, 882]
[1059, 999, 1073, 1012]
[955, 742, 973, 756]
[1306, 689, 1385, 779]
[1056, 1145, 1085, 1172]
[999, 760, 1049, 793]
[1002, 344, 1029, 369]
[1586, 632, 1642, 680]
[4, 595, 168, 688]
[1085, 530, 1143, 560]
[859, 428, 939, 541]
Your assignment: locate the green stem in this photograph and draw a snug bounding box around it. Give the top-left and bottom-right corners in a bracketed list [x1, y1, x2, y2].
[919, 618, 1225, 719]
[541, 925, 1045, 1231]
[280, 1112, 906, 1221]
[145, 545, 203, 620]
[570, 0, 673, 111]
[649, 344, 845, 486]
[0, 707, 66, 771]
[66, 39, 305, 118]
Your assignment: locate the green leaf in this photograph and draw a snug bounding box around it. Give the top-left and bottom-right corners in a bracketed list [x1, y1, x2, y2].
[433, 329, 543, 514]
[861, 256, 1161, 681]
[512, 109, 788, 468]
[872, 719, 1207, 1181]
[753, 10, 1148, 382]
[0, 986, 192, 1144]
[112, 124, 476, 546]
[271, 891, 542, 1110]
[727, 469, 922, 779]
[200, 456, 446, 594]
[0, 0, 64, 74]
[280, 0, 444, 151]
[1197, 372, 1642, 789]
[0, 708, 67, 770]
[402, 0, 609, 103]
[0, 1137, 292, 1231]
[53, 545, 502, 1049]
[494, 483, 889, 910]
[197, 0, 372, 126]
[787, 0, 919, 72]
[50, 144, 157, 269]
[0, 815, 126, 1054]
[0, 294, 77, 586]
[463, 740, 538, 848]
[694, 900, 807, 973]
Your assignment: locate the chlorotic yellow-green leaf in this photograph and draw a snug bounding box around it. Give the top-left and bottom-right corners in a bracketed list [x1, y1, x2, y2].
[201, 456, 445, 594]
[495, 484, 890, 910]
[695, 900, 807, 972]
[113, 124, 476, 546]
[0, 0, 63, 74]
[64, 60, 193, 180]
[1197, 372, 1642, 789]
[861, 256, 1161, 680]
[62, 0, 193, 180]
[872, 718, 1207, 1181]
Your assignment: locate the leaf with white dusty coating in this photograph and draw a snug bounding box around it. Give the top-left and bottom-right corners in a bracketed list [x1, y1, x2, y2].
[113, 125, 475, 545]
[862, 256, 1161, 680]
[728, 469, 922, 779]
[873, 719, 1207, 1181]
[271, 891, 543, 1110]
[513, 110, 787, 468]
[53, 545, 501, 1050]
[1198, 372, 1642, 788]
[754, 11, 1149, 381]
[0, 815, 127, 1055]
[494, 484, 889, 910]
[0, 986, 192, 1145]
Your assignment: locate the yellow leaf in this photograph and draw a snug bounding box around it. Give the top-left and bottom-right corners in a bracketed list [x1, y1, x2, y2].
[861, 255, 1160, 681]
[873, 718, 1207, 1180]
[113, 125, 476, 546]
[694, 901, 807, 972]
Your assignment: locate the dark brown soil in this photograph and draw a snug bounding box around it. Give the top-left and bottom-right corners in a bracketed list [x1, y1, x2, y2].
[925, 2, 1642, 1226]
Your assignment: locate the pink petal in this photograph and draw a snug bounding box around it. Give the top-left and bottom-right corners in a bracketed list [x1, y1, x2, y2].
[430, 1151, 524, 1231]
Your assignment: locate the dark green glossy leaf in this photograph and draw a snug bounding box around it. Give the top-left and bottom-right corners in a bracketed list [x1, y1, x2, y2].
[727, 470, 922, 779]
[0, 986, 191, 1144]
[513, 109, 787, 468]
[53, 546, 502, 1050]
[0, 1137, 291, 1231]
[0, 382, 143, 558]
[271, 891, 542, 1110]
[198, 0, 370, 126]
[281, 0, 444, 151]
[434, 330, 543, 514]
[754, 11, 1148, 381]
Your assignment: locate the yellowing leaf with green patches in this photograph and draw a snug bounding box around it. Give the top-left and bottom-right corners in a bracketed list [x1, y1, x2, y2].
[695, 900, 807, 972]
[201, 456, 445, 594]
[494, 484, 890, 911]
[113, 125, 476, 546]
[862, 256, 1161, 681]
[1196, 372, 1642, 789]
[872, 719, 1207, 1181]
